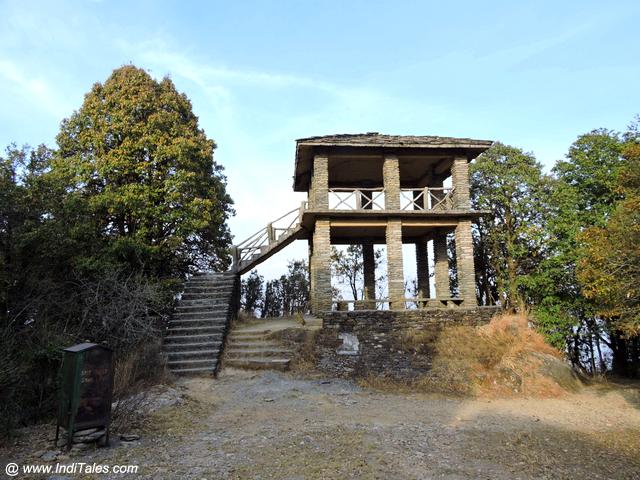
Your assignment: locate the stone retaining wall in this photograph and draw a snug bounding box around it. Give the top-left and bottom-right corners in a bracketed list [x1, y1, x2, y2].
[316, 307, 500, 379]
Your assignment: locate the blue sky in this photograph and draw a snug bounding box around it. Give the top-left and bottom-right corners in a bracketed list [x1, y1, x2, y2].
[1, 0, 639, 282]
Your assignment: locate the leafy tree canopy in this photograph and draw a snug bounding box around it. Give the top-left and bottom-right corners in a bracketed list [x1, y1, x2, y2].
[578, 142, 640, 336]
[55, 65, 233, 277]
[470, 142, 552, 309]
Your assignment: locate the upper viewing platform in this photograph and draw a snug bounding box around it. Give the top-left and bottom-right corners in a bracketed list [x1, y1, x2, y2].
[293, 133, 492, 214]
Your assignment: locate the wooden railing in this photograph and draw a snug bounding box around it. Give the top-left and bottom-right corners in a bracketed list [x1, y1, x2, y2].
[400, 187, 455, 211]
[231, 202, 306, 268]
[328, 188, 385, 210]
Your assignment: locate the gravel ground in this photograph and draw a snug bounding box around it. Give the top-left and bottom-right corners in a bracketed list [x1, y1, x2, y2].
[2, 369, 640, 479]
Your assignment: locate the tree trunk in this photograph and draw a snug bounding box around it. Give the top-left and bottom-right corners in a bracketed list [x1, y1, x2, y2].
[610, 331, 630, 376]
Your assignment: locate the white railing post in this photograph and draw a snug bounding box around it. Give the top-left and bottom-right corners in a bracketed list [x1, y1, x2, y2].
[231, 246, 239, 271]
[267, 223, 275, 244]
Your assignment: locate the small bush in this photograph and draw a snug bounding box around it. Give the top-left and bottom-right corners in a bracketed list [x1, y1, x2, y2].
[111, 340, 169, 432]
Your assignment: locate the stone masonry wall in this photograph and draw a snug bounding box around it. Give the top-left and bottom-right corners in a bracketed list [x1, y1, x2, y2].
[383, 155, 400, 209]
[455, 220, 477, 305]
[451, 155, 470, 208]
[415, 237, 430, 298]
[316, 307, 499, 379]
[433, 233, 450, 298]
[386, 219, 405, 309]
[310, 219, 332, 313]
[311, 154, 328, 209]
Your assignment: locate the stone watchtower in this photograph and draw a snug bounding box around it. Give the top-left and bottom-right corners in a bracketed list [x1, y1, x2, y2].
[168, 133, 494, 375]
[293, 133, 492, 314]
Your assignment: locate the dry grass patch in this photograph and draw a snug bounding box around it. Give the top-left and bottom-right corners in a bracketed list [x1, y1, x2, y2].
[417, 313, 581, 397]
[141, 395, 210, 437]
[361, 314, 582, 398]
[395, 327, 439, 354]
[268, 327, 320, 373]
[111, 340, 170, 431]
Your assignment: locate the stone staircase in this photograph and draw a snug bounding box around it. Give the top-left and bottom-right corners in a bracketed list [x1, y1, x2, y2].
[164, 272, 239, 375]
[224, 325, 294, 371]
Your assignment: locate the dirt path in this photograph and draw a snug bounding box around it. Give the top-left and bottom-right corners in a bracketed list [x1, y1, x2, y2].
[4, 369, 640, 479]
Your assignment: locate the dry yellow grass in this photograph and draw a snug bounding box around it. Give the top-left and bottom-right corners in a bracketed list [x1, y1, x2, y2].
[416, 313, 581, 397]
[360, 313, 581, 398]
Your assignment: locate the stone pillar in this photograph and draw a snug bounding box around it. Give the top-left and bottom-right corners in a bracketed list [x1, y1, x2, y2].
[310, 219, 332, 313]
[455, 220, 477, 306]
[383, 155, 400, 210]
[310, 154, 329, 209]
[307, 240, 314, 306]
[362, 242, 376, 307]
[451, 156, 470, 209]
[433, 232, 450, 298]
[386, 219, 405, 310]
[415, 237, 430, 300]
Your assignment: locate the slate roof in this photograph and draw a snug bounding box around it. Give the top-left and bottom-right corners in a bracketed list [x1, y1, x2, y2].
[293, 133, 493, 191]
[296, 132, 493, 149]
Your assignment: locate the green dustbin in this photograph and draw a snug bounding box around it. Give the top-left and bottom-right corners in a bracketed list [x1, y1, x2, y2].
[56, 343, 114, 450]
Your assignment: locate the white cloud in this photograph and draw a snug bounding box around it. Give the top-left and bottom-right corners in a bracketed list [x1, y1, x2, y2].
[0, 58, 71, 118]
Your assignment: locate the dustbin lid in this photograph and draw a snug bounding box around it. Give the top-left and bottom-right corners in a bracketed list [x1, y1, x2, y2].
[63, 342, 112, 353]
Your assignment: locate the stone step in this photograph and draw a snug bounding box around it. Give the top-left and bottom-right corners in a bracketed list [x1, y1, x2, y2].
[173, 311, 229, 319]
[164, 333, 224, 344]
[225, 340, 281, 348]
[171, 316, 229, 324]
[225, 347, 293, 358]
[226, 333, 273, 341]
[191, 273, 236, 279]
[164, 340, 222, 352]
[169, 366, 217, 375]
[174, 309, 223, 316]
[224, 358, 290, 371]
[173, 309, 230, 316]
[180, 293, 233, 301]
[167, 358, 218, 368]
[181, 287, 234, 294]
[166, 325, 226, 335]
[168, 318, 228, 327]
[175, 303, 230, 310]
[185, 279, 236, 288]
[176, 303, 231, 310]
[183, 284, 235, 291]
[230, 330, 272, 337]
[170, 314, 229, 322]
[175, 300, 229, 313]
[164, 331, 222, 344]
[167, 349, 219, 359]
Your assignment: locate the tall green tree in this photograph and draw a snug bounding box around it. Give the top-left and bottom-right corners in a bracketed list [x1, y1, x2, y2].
[331, 245, 383, 301]
[241, 270, 264, 316]
[578, 143, 640, 376]
[470, 143, 552, 310]
[55, 65, 233, 277]
[532, 129, 624, 371]
[262, 279, 283, 318]
[279, 260, 310, 315]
